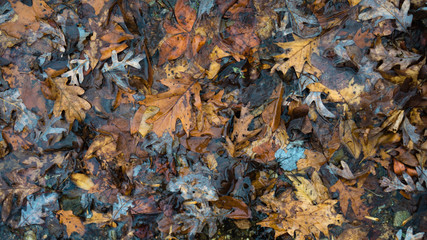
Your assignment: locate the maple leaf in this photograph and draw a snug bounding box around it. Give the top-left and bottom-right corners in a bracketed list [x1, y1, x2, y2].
[158, 0, 205, 65]
[50, 77, 91, 124]
[330, 180, 370, 220]
[18, 193, 58, 227]
[61, 54, 90, 85]
[57, 210, 85, 237]
[359, 0, 412, 32]
[0, 88, 39, 132]
[257, 189, 344, 239]
[141, 76, 201, 137]
[272, 36, 320, 77]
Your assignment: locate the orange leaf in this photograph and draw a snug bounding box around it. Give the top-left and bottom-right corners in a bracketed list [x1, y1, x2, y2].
[232, 105, 262, 144]
[174, 0, 196, 32]
[261, 83, 284, 132]
[57, 210, 85, 237]
[142, 76, 201, 137]
[159, 34, 190, 65]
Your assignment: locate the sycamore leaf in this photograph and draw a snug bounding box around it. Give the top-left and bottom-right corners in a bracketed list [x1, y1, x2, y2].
[61, 54, 90, 85]
[57, 210, 85, 237]
[275, 142, 306, 171]
[272, 36, 319, 77]
[0, 88, 39, 132]
[141, 76, 201, 137]
[112, 195, 134, 220]
[330, 180, 370, 220]
[101, 50, 145, 91]
[359, 0, 412, 32]
[18, 193, 58, 227]
[51, 78, 91, 124]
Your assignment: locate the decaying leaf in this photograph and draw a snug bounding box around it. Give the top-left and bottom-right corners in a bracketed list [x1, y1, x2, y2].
[57, 210, 85, 237]
[0, 88, 39, 132]
[396, 227, 425, 240]
[330, 180, 370, 220]
[231, 105, 262, 144]
[288, 171, 329, 204]
[257, 189, 344, 239]
[275, 141, 306, 171]
[102, 50, 145, 91]
[18, 193, 58, 227]
[112, 195, 134, 220]
[141, 76, 201, 137]
[50, 78, 91, 124]
[61, 54, 90, 85]
[359, 0, 412, 32]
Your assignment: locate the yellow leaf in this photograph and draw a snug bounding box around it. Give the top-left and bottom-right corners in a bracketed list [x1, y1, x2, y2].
[51, 78, 91, 124]
[288, 171, 329, 204]
[71, 173, 94, 190]
[84, 211, 111, 225]
[272, 36, 320, 77]
[57, 210, 85, 237]
[83, 135, 118, 162]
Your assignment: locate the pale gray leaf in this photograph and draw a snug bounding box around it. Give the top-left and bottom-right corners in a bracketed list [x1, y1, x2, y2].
[402, 117, 420, 146]
[198, 0, 214, 18]
[61, 54, 90, 85]
[304, 91, 336, 118]
[0, 88, 39, 132]
[18, 193, 58, 227]
[286, 0, 322, 38]
[359, 0, 412, 31]
[112, 195, 134, 220]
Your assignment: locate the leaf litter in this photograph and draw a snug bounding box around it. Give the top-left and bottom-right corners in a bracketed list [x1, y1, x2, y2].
[0, 0, 426, 239]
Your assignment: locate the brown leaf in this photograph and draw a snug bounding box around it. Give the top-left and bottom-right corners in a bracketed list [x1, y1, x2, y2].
[261, 83, 284, 132]
[214, 196, 251, 219]
[257, 189, 344, 239]
[0, 0, 53, 38]
[57, 210, 85, 237]
[297, 149, 327, 171]
[83, 135, 118, 162]
[330, 180, 371, 220]
[232, 105, 262, 144]
[51, 78, 91, 124]
[142, 76, 201, 137]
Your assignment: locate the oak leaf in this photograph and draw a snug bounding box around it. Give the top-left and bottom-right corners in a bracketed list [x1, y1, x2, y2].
[359, 0, 412, 32]
[141, 76, 201, 137]
[272, 36, 320, 77]
[257, 189, 344, 239]
[231, 105, 262, 144]
[288, 171, 329, 204]
[57, 210, 85, 237]
[330, 180, 370, 220]
[50, 78, 91, 124]
[158, 0, 205, 65]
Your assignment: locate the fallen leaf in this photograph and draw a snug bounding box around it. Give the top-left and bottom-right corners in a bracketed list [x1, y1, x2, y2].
[71, 173, 94, 191]
[272, 36, 320, 77]
[57, 210, 85, 237]
[330, 180, 371, 220]
[359, 0, 412, 32]
[141, 76, 201, 137]
[231, 105, 262, 144]
[50, 78, 91, 124]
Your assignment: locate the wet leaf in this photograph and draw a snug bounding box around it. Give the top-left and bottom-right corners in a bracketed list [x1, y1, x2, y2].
[18, 193, 58, 227]
[112, 195, 134, 220]
[57, 210, 85, 237]
[0, 88, 39, 132]
[359, 0, 412, 32]
[330, 180, 370, 220]
[141, 76, 201, 137]
[50, 78, 91, 124]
